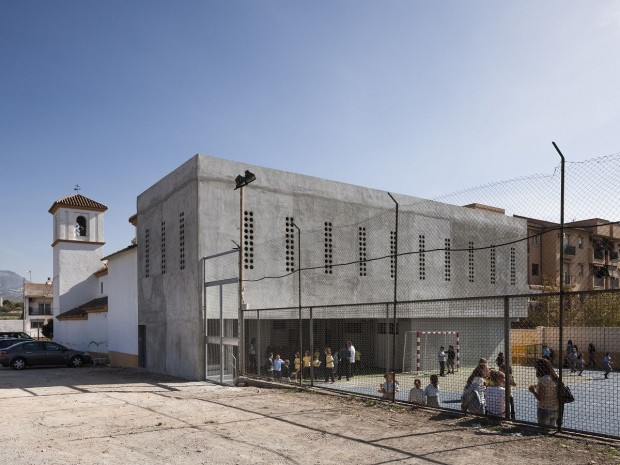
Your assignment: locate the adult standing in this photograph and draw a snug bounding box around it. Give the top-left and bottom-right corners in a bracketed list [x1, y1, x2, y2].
[347, 341, 356, 379]
[528, 358, 560, 427]
[337, 345, 350, 381]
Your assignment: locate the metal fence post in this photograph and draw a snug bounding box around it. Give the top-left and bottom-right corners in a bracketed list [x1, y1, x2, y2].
[257, 309, 261, 376]
[553, 141, 566, 430]
[504, 296, 512, 420]
[310, 307, 314, 387]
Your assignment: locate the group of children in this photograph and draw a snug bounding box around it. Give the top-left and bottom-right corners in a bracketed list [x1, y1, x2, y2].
[264, 347, 339, 382]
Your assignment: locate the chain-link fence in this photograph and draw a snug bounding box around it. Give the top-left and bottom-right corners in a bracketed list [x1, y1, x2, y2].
[206, 151, 620, 438]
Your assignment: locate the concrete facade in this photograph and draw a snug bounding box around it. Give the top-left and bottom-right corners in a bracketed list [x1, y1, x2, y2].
[138, 155, 529, 380]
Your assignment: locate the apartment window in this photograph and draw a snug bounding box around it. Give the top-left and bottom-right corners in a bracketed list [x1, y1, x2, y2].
[37, 303, 51, 315]
[285, 217, 295, 273]
[444, 238, 451, 282]
[490, 247, 496, 285]
[419, 235, 426, 280]
[531, 234, 539, 247]
[179, 212, 185, 270]
[244, 211, 254, 270]
[100, 282, 104, 294]
[510, 247, 516, 285]
[468, 241, 475, 283]
[145, 228, 150, 277]
[578, 263, 584, 277]
[161, 221, 167, 275]
[531, 263, 539, 277]
[30, 320, 45, 329]
[358, 227, 367, 277]
[578, 236, 583, 249]
[324, 222, 333, 274]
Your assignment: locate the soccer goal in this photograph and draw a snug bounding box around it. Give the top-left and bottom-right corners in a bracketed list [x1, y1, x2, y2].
[402, 331, 460, 373]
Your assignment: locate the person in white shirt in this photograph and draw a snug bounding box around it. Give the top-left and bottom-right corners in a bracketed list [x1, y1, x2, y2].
[347, 341, 356, 379]
[424, 374, 440, 407]
[485, 370, 506, 417]
[409, 378, 426, 405]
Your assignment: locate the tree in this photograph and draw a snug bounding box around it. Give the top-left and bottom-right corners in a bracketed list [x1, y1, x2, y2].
[41, 319, 53, 339]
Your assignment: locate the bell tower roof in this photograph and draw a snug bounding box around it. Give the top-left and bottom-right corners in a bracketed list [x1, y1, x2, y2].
[49, 194, 108, 215]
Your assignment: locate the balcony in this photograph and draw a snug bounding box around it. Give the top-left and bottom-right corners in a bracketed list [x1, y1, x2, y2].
[29, 308, 52, 316]
[564, 245, 576, 256]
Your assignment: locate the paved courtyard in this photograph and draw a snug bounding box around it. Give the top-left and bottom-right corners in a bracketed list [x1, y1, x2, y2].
[1, 366, 619, 465]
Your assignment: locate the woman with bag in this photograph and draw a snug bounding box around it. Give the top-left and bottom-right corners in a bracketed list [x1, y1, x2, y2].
[529, 358, 560, 427]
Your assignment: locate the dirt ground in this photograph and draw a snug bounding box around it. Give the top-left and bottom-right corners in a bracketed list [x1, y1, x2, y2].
[1, 366, 619, 465]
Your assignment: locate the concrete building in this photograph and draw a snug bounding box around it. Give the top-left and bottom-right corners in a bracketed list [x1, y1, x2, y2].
[516, 216, 620, 291]
[137, 155, 529, 380]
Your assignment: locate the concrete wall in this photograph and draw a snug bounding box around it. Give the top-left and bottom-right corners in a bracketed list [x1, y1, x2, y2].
[138, 156, 201, 379]
[107, 247, 138, 367]
[138, 154, 529, 380]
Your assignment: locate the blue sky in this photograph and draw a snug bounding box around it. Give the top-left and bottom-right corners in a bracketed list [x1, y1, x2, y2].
[1, 1, 619, 283]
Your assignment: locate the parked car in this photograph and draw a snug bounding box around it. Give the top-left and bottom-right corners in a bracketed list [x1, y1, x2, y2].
[0, 338, 22, 349]
[0, 340, 92, 370]
[0, 332, 33, 340]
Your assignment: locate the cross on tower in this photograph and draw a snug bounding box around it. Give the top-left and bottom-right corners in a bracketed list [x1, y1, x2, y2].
[74, 184, 81, 193]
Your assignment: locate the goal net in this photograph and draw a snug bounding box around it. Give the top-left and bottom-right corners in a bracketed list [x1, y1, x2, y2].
[402, 331, 460, 373]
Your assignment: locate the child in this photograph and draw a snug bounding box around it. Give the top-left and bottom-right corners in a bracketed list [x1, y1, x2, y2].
[281, 359, 291, 381]
[379, 372, 399, 400]
[302, 351, 312, 380]
[446, 345, 456, 374]
[292, 352, 301, 380]
[272, 354, 284, 381]
[485, 370, 506, 417]
[438, 346, 446, 376]
[576, 353, 585, 376]
[424, 374, 440, 407]
[264, 352, 274, 379]
[312, 355, 322, 380]
[603, 352, 613, 379]
[324, 348, 335, 383]
[408, 378, 426, 405]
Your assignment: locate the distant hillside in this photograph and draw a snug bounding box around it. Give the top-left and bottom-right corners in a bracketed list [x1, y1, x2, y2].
[0, 270, 24, 301]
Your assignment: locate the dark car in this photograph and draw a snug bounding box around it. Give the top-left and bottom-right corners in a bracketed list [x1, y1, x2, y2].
[0, 340, 92, 370]
[0, 338, 23, 350]
[0, 332, 33, 340]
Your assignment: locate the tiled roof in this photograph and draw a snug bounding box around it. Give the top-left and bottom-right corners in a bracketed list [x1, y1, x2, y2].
[24, 282, 53, 298]
[57, 296, 108, 320]
[48, 194, 108, 214]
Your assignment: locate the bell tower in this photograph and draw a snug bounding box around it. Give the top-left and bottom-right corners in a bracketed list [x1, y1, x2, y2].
[49, 194, 108, 322]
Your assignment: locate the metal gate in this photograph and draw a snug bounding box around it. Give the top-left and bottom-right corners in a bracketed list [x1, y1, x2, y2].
[203, 250, 239, 384]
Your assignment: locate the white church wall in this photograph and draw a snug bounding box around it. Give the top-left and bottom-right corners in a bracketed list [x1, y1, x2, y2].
[107, 247, 138, 367]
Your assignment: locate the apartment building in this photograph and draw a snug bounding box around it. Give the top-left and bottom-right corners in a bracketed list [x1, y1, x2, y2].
[23, 281, 53, 337]
[516, 216, 620, 291]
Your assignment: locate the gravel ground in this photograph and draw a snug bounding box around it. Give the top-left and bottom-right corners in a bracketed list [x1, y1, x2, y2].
[1, 366, 619, 465]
